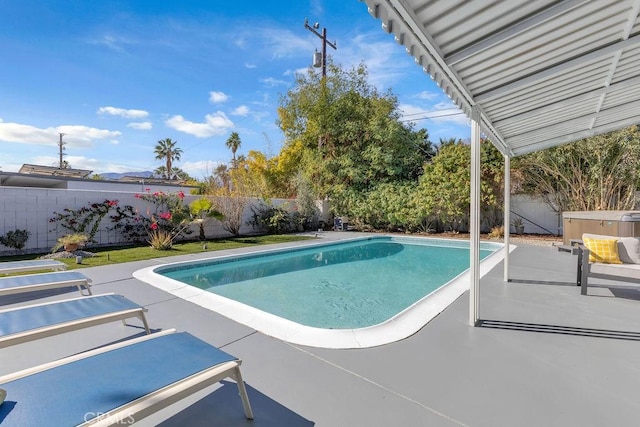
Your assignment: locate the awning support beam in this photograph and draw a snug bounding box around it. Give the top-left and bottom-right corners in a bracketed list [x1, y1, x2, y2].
[504, 155, 510, 282]
[470, 106, 481, 326]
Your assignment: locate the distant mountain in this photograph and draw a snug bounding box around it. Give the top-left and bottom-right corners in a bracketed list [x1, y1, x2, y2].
[100, 171, 155, 180]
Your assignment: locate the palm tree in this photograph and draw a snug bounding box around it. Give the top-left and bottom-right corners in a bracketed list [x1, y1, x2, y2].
[214, 163, 231, 190]
[154, 138, 183, 179]
[153, 166, 168, 179]
[170, 167, 191, 181]
[225, 132, 242, 167]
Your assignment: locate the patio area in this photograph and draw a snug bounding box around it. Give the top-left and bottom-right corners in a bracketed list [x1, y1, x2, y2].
[2, 232, 640, 426]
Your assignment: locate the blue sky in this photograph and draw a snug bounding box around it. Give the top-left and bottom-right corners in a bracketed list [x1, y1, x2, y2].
[0, 0, 470, 178]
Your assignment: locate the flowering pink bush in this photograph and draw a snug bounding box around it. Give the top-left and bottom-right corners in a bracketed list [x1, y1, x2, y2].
[134, 190, 193, 249]
[50, 199, 120, 242]
[49, 191, 198, 250]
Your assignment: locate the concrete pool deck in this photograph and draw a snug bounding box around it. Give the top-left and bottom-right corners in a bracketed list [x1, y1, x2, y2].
[2, 232, 640, 426]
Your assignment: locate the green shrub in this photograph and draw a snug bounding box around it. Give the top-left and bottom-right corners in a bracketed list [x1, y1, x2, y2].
[147, 230, 174, 250]
[0, 229, 31, 252]
[248, 202, 294, 234]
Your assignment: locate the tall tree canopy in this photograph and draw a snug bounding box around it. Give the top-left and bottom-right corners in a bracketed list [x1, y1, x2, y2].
[413, 139, 504, 232]
[515, 126, 640, 212]
[276, 61, 434, 215]
[154, 138, 183, 180]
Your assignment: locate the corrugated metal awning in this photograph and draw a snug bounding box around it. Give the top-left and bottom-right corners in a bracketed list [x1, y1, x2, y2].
[361, 0, 640, 157]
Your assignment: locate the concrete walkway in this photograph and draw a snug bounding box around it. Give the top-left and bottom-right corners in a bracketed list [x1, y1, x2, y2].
[2, 233, 639, 426]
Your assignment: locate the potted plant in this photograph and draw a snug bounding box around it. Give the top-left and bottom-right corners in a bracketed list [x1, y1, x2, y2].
[512, 218, 525, 235]
[52, 233, 89, 253]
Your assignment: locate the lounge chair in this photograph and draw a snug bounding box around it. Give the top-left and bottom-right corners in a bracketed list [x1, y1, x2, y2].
[0, 293, 150, 348]
[0, 329, 254, 425]
[577, 233, 640, 295]
[0, 271, 92, 298]
[0, 259, 66, 275]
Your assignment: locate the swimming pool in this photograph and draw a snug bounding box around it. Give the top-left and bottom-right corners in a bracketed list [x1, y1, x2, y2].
[134, 235, 506, 348]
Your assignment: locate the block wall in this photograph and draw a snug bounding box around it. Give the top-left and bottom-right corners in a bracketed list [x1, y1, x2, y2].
[0, 187, 291, 255]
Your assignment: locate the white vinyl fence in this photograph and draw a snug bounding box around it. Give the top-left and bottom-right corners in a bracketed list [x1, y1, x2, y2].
[510, 194, 562, 235]
[0, 186, 558, 255]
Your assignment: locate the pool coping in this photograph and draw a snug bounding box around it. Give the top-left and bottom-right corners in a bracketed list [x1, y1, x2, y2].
[133, 235, 512, 349]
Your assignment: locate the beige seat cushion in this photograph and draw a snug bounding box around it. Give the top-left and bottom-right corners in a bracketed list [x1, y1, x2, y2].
[589, 262, 640, 281]
[617, 237, 640, 264]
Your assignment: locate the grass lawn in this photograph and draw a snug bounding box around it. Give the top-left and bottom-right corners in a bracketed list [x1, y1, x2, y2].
[0, 235, 314, 271]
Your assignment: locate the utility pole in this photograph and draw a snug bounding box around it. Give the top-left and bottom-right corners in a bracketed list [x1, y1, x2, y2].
[58, 133, 67, 169]
[304, 19, 338, 152]
[304, 18, 337, 78]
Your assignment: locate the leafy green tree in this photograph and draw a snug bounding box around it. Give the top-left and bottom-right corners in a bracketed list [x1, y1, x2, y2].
[348, 182, 419, 231]
[277, 60, 433, 217]
[154, 138, 183, 179]
[267, 139, 305, 198]
[414, 140, 504, 232]
[293, 171, 320, 229]
[516, 126, 640, 211]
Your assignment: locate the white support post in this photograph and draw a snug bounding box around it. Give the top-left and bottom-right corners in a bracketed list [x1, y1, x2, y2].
[469, 107, 481, 326]
[503, 154, 510, 282]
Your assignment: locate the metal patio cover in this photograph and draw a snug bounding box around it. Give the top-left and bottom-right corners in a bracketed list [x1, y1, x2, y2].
[361, 0, 640, 157]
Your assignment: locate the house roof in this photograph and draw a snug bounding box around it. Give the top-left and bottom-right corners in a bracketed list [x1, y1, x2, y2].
[362, 0, 640, 156]
[18, 164, 92, 178]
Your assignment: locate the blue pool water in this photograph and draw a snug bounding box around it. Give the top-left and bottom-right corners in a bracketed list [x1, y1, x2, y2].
[157, 237, 498, 329]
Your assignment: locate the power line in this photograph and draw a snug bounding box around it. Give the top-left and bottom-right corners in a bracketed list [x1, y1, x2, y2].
[400, 111, 466, 123]
[400, 108, 460, 118]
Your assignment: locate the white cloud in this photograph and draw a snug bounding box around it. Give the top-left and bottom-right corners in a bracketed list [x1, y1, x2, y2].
[57, 125, 122, 146]
[415, 91, 439, 101]
[209, 91, 228, 103]
[283, 67, 309, 76]
[98, 106, 149, 119]
[260, 28, 315, 59]
[311, 0, 324, 16]
[89, 34, 137, 52]
[181, 160, 222, 178]
[338, 33, 411, 89]
[165, 112, 234, 138]
[260, 77, 289, 87]
[127, 121, 153, 130]
[231, 105, 249, 116]
[245, 63, 257, 69]
[234, 36, 247, 49]
[0, 121, 121, 148]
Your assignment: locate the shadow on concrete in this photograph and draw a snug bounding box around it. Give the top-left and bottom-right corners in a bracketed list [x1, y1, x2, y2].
[0, 286, 83, 305]
[479, 319, 640, 341]
[159, 381, 314, 427]
[605, 287, 640, 301]
[508, 279, 577, 287]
